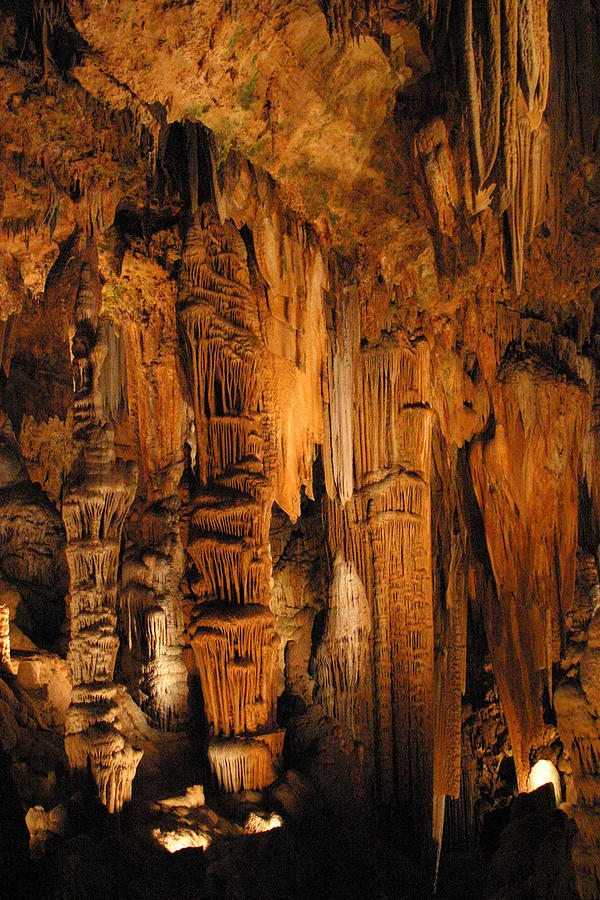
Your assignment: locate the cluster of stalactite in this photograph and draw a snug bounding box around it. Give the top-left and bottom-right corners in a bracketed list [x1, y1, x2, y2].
[178, 203, 283, 792]
[206, 732, 283, 794]
[323, 323, 435, 849]
[411, 0, 553, 292]
[62, 260, 142, 813]
[322, 284, 359, 507]
[322, 0, 381, 44]
[470, 354, 588, 790]
[120, 496, 188, 731]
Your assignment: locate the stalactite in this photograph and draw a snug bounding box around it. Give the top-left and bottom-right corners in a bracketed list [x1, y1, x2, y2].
[322, 0, 381, 44]
[352, 336, 430, 487]
[178, 204, 283, 791]
[506, 117, 551, 294]
[462, 0, 502, 198]
[322, 330, 434, 849]
[62, 259, 141, 812]
[426, 0, 551, 289]
[207, 735, 282, 793]
[120, 497, 189, 732]
[314, 551, 373, 746]
[191, 603, 278, 737]
[323, 291, 358, 505]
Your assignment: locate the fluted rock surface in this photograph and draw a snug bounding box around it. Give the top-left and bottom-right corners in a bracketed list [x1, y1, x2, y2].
[62, 259, 141, 813]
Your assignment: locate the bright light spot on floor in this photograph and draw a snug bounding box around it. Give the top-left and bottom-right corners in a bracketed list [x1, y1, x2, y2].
[152, 826, 211, 853]
[527, 759, 561, 805]
[244, 811, 283, 833]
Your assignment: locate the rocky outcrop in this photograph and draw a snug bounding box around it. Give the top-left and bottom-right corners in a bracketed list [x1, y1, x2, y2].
[270, 497, 324, 703]
[0, 412, 67, 645]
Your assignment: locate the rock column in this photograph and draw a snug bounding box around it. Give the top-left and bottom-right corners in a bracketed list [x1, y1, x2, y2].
[178, 207, 282, 792]
[63, 263, 141, 813]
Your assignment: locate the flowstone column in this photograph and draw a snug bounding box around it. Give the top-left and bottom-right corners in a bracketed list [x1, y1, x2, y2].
[178, 206, 283, 792]
[62, 263, 141, 813]
[121, 494, 189, 731]
[323, 333, 434, 841]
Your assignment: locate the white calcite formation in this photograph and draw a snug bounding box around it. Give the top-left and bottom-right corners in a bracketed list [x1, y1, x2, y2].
[121, 497, 188, 731]
[314, 551, 373, 747]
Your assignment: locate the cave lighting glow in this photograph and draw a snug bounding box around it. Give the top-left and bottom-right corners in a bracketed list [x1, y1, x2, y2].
[244, 812, 284, 833]
[152, 826, 212, 853]
[527, 759, 561, 805]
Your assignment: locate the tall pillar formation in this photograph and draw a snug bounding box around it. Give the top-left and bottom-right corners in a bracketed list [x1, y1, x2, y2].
[323, 331, 434, 842]
[178, 206, 283, 792]
[63, 261, 141, 813]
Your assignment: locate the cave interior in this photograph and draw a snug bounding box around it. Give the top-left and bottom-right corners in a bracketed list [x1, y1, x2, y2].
[1, 0, 600, 897]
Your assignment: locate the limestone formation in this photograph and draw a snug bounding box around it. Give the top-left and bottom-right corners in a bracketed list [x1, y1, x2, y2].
[62, 259, 142, 813]
[314, 551, 373, 749]
[121, 498, 188, 731]
[0, 603, 15, 674]
[323, 331, 434, 844]
[470, 355, 588, 789]
[179, 205, 283, 792]
[555, 553, 600, 897]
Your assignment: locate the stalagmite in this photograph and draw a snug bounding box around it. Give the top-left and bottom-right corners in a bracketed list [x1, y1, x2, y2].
[314, 551, 373, 746]
[433, 528, 468, 848]
[179, 204, 283, 792]
[0, 602, 15, 674]
[120, 497, 189, 731]
[62, 259, 142, 812]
